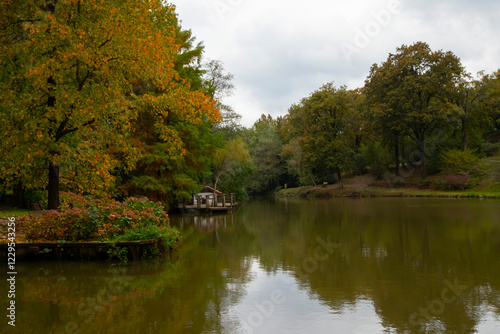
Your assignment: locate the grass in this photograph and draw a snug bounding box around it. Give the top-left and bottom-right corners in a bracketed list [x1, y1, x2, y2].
[0, 207, 30, 219]
[277, 184, 500, 199]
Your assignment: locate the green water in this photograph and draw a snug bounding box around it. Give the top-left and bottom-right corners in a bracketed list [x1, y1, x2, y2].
[3, 198, 500, 333]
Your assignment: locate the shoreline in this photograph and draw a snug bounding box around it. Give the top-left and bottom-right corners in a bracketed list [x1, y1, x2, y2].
[276, 186, 500, 199]
[0, 237, 172, 261]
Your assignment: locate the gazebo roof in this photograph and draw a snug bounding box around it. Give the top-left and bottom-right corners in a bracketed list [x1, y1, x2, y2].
[199, 185, 222, 195]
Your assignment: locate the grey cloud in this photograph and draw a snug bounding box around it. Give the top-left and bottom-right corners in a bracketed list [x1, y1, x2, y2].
[174, 0, 500, 126]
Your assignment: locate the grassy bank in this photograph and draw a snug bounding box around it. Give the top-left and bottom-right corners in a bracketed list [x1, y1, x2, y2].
[277, 185, 500, 199]
[0, 207, 29, 219]
[277, 155, 500, 199]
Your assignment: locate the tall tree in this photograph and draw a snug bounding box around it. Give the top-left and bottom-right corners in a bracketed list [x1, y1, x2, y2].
[346, 88, 372, 153]
[245, 114, 286, 192]
[365, 42, 463, 178]
[446, 72, 487, 151]
[284, 83, 356, 187]
[481, 70, 500, 141]
[203, 59, 242, 138]
[212, 138, 251, 191]
[169, 14, 205, 91]
[124, 13, 221, 205]
[0, 0, 218, 209]
[364, 75, 407, 171]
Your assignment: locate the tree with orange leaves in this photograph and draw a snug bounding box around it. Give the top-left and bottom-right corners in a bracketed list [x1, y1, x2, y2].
[0, 0, 219, 209]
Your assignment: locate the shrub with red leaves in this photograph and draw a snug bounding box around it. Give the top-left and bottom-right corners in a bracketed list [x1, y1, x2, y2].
[25, 192, 171, 242]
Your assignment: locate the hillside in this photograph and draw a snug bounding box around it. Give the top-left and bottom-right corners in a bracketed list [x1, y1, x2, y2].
[277, 154, 500, 199]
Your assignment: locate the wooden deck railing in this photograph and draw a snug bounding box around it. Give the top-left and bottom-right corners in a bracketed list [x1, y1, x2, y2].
[178, 193, 236, 212]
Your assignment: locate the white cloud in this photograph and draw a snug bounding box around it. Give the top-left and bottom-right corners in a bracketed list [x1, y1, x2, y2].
[172, 0, 500, 127]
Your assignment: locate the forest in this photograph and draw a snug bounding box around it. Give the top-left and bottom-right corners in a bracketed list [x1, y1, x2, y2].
[241, 42, 500, 197]
[1, 1, 499, 211]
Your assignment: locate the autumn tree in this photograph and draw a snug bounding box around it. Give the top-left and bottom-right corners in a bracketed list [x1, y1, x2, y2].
[124, 11, 221, 205]
[0, 0, 218, 209]
[365, 42, 463, 178]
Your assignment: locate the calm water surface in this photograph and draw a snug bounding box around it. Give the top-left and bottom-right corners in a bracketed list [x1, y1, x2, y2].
[3, 198, 500, 334]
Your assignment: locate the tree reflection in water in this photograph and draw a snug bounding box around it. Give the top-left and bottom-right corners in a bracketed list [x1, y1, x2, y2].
[2, 198, 500, 333]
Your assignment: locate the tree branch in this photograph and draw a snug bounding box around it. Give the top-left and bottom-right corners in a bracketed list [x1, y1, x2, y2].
[55, 117, 96, 142]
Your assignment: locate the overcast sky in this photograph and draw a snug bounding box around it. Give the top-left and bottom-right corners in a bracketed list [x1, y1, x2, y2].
[171, 0, 500, 127]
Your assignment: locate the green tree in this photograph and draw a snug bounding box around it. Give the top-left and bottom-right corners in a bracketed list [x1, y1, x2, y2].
[203, 59, 242, 138]
[281, 137, 313, 186]
[445, 72, 490, 151]
[245, 114, 286, 193]
[360, 141, 392, 179]
[347, 88, 372, 153]
[127, 115, 220, 205]
[365, 42, 464, 178]
[171, 17, 205, 91]
[212, 138, 252, 191]
[481, 70, 500, 141]
[284, 83, 356, 187]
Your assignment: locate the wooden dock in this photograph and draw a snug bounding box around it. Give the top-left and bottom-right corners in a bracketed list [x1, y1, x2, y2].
[176, 193, 237, 214]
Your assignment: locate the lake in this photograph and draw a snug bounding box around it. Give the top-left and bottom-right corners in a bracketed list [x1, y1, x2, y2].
[3, 197, 500, 333]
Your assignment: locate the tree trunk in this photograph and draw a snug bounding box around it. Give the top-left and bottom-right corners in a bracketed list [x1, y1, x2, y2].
[420, 148, 426, 179]
[401, 144, 406, 168]
[461, 118, 467, 151]
[309, 174, 317, 187]
[355, 135, 362, 153]
[394, 137, 400, 172]
[416, 135, 426, 179]
[47, 74, 59, 210]
[48, 162, 60, 210]
[214, 172, 222, 191]
[336, 167, 343, 189]
[14, 182, 24, 209]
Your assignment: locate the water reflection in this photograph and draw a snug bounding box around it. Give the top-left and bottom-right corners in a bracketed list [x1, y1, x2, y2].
[225, 258, 387, 334]
[2, 198, 500, 333]
[177, 214, 234, 234]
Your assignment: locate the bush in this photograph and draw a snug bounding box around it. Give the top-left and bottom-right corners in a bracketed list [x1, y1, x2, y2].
[25, 192, 176, 243]
[425, 134, 455, 175]
[419, 178, 432, 189]
[482, 142, 500, 157]
[442, 149, 489, 176]
[434, 174, 472, 191]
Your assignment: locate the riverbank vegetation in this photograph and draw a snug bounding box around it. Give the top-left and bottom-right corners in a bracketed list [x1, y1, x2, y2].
[1, 192, 180, 252]
[243, 43, 500, 198]
[1, 2, 499, 217]
[24, 192, 179, 244]
[199, 43, 499, 199]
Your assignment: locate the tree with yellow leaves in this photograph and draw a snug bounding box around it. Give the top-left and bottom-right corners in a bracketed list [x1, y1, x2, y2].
[0, 0, 219, 209]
